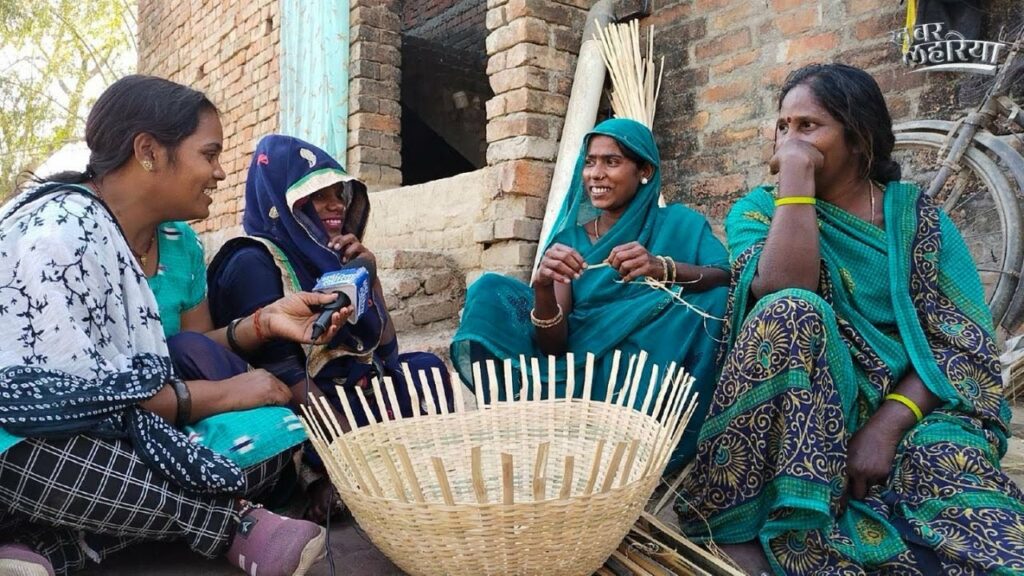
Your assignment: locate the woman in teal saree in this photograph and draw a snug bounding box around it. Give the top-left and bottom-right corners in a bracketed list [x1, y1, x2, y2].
[451, 118, 730, 472]
[677, 63, 1024, 575]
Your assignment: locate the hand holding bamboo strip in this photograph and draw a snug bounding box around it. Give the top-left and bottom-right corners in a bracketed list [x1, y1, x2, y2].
[298, 350, 698, 576]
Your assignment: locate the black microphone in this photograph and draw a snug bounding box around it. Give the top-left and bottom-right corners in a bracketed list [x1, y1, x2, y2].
[309, 256, 376, 340]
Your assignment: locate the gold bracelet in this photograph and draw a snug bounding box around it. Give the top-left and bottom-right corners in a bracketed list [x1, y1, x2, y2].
[774, 196, 817, 206]
[665, 256, 676, 283]
[884, 392, 923, 422]
[657, 255, 669, 282]
[530, 304, 564, 329]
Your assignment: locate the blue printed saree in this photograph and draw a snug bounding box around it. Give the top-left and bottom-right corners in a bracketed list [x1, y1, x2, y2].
[677, 183, 1024, 574]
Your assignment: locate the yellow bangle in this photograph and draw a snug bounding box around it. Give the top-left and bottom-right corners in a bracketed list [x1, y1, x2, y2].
[884, 393, 923, 422]
[774, 196, 817, 206]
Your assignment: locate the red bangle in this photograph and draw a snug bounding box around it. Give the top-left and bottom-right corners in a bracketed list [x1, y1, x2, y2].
[252, 307, 266, 342]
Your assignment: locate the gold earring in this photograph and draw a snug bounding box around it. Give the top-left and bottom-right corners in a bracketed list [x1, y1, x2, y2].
[141, 159, 154, 172]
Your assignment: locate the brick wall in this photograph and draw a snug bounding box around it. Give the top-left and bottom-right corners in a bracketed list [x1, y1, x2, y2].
[476, 0, 589, 279]
[401, 0, 491, 173]
[138, 0, 280, 238]
[348, 0, 403, 189]
[403, 0, 488, 53]
[644, 0, 1022, 224]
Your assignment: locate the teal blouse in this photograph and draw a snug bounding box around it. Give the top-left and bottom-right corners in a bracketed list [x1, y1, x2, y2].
[148, 221, 207, 337]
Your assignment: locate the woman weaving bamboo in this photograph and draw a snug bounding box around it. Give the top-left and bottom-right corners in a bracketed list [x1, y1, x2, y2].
[451, 117, 730, 472]
[676, 63, 1024, 575]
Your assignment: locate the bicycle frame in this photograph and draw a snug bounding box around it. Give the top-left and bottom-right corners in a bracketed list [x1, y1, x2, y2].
[922, 26, 1024, 200]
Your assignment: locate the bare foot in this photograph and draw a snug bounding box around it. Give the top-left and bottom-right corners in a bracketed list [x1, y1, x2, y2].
[719, 542, 772, 575]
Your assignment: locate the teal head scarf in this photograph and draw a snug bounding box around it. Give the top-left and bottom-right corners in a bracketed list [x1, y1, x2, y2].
[545, 117, 662, 259]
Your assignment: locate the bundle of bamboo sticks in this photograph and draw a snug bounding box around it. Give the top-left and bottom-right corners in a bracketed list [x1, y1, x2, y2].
[595, 20, 665, 128]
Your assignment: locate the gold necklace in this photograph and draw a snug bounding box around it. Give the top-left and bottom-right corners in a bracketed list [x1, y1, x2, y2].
[868, 180, 878, 226]
[592, 217, 602, 240]
[132, 233, 157, 267]
[90, 180, 156, 266]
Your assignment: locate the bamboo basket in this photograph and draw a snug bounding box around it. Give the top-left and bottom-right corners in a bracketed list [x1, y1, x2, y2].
[301, 350, 699, 576]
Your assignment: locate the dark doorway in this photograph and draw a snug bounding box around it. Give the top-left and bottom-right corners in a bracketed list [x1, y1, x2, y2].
[400, 0, 491, 183]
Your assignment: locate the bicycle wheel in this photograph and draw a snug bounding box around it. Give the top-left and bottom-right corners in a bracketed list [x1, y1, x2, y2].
[893, 130, 1023, 333]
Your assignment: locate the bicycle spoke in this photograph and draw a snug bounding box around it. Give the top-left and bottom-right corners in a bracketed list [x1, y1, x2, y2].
[960, 230, 1004, 241]
[975, 266, 1019, 277]
[953, 206, 1000, 230]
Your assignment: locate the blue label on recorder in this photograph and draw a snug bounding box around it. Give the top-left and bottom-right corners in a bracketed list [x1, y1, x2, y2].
[313, 267, 370, 324]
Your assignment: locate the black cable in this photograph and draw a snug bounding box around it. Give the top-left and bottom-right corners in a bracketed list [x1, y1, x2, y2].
[305, 352, 337, 576]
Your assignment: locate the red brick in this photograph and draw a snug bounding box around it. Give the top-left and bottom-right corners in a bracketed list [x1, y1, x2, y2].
[853, 12, 901, 41]
[349, 112, 400, 133]
[846, 0, 888, 16]
[703, 79, 749, 103]
[644, 3, 694, 28]
[705, 127, 760, 148]
[695, 0, 732, 11]
[710, 3, 756, 30]
[710, 51, 758, 76]
[486, 112, 556, 142]
[773, 5, 820, 36]
[499, 160, 554, 196]
[784, 32, 840, 60]
[695, 29, 751, 61]
[771, 0, 805, 10]
[838, 42, 896, 71]
[489, 66, 549, 94]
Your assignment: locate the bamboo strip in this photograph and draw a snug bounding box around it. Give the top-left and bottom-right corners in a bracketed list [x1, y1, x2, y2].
[471, 446, 488, 504]
[584, 439, 606, 495]
[600, 440, 628, 493]
[547, 354, 556, 402]
[350, 442, 383, 498]
[610, 549, 656, 576]
[564, 351, 576, 402]
[619, 438, 641, 488]
[530, 356, 542, 402]
[394, 443, 426, 503]
[560, 455, 575, 499]
[472, 361, 486, 410]
[402, 362, 421, 419]
[432, 367, 450, 416]
[382, 376, 404, 422]
[370, 376, 390, 422]
[380, 446, 408, 502]
[502, 453, 515, 505]
[419, 369, 439, 416]
[518, 354, 530, 401]
[486, 359, 500, 407]
[619, 538, 676, 576]
[311, 396, 357, 488]
[354, 386, 376, 427]
[533, 441, 550, 501]
[451, 370, 466, 414]
[299, 407, 352, 492]
[432, 456, 456, 505]
[503, 358, 515, 403]
[605, 349, 622, 404]
[640, 513, 747, 576]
